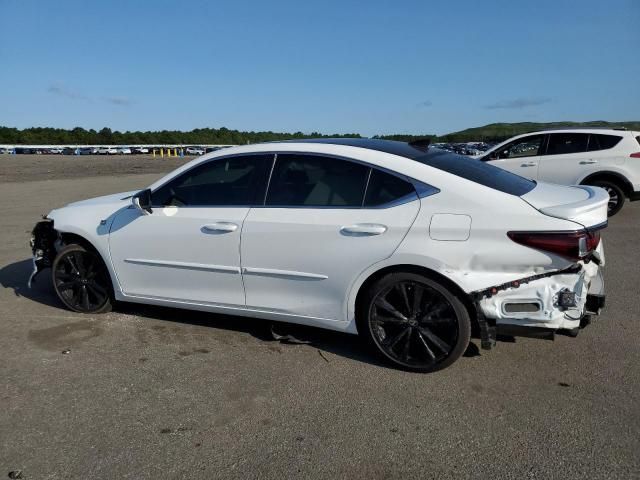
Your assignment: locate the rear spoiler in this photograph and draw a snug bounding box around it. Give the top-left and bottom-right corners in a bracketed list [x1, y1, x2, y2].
[538, 186, 609, 227]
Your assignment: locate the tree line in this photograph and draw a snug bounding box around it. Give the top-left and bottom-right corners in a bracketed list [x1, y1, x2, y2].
[1, 121, 637, 145]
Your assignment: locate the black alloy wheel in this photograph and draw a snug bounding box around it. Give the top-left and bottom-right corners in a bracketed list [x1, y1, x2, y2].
[590, 180, 625, 216]
[362, 273, 470, 372]
[52, 244, 113, 313]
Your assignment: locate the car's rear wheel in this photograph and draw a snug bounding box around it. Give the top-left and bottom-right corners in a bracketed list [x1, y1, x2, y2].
[360, 272, 471, 372]
[589, 180, 625, 216]
[52, 244, 113, 313]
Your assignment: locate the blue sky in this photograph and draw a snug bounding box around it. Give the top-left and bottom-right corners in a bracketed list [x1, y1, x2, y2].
[1, 0, 638, 136]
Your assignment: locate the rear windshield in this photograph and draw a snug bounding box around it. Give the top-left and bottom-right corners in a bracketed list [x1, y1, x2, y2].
[414, 149, 536, 196]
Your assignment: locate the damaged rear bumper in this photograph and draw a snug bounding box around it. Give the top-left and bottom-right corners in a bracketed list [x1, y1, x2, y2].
[470, 243, 606, 348]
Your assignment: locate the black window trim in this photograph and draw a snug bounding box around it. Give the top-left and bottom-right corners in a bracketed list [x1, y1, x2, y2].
[150, 151, 438, 210]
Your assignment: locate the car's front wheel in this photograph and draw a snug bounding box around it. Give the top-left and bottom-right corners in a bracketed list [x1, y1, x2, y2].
[52, 244, 113, 313]
[360, 272, 471, 372]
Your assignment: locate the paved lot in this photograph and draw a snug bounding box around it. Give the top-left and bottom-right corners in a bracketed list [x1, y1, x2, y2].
[1, 158, 639, 479]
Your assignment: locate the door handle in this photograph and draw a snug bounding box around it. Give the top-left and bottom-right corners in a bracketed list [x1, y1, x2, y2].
[579, 159, 598, 165]
[201, 222, 238, 233]
[340, 224, 387, 236]
[520, 162, 537, 167]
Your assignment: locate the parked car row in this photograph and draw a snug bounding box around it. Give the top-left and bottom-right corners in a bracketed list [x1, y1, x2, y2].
[433, 142, 495, 156]
[0, 146, 226, 155]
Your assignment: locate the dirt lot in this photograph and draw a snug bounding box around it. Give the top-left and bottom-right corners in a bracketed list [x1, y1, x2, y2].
[1, 156, 639, 479]
[0, 154, 194, 183]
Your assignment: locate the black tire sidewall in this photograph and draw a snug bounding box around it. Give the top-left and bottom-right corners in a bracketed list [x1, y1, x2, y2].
[51, 244, 113, 314]
[591, 180, 625, 216]
[359, 272, 471, 373]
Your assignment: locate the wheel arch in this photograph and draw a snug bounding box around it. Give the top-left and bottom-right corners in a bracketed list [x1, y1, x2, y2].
[55, 230, 120, 296]
[351, 263, 478, 335]
[579, 170, 633, 197]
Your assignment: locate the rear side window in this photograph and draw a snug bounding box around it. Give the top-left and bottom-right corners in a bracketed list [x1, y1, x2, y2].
[364, 169, 417, 207]
[266, 154, 369, 207]
[546, 133, 589, 155]
[587, 134, 623, 151]
[151, 154, 272, 206]
[414, 150, 536, 196]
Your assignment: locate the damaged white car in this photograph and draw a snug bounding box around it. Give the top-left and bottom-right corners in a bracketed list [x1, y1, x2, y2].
[29, 139, 607, 372]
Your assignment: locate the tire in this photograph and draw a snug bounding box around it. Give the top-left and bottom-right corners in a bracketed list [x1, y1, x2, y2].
[358, 272, 471, 373]
[51, 244, 113, 314]
[589, 180, 625, 216]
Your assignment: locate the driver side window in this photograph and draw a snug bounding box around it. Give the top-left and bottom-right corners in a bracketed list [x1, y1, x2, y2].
[151, 154, 273, 207]
[495, 135, 544, 160]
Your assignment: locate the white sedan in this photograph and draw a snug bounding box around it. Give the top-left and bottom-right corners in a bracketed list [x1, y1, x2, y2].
[29, 139, 608, 372]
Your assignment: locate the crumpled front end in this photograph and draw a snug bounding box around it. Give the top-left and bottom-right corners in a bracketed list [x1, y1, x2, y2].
[473, 242, 605, 345]
[28, 218, 58, 287]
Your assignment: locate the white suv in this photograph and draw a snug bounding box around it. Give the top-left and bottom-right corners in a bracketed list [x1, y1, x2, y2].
[480, 129, 640, 215]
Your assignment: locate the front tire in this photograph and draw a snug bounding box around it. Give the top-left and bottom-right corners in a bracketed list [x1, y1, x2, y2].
[359, 273, 471, 372]
[52, 244, 113, 314]
[589, 180, 625, 216]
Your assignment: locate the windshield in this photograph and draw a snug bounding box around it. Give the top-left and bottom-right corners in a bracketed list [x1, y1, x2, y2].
[414, 149, 536, 196]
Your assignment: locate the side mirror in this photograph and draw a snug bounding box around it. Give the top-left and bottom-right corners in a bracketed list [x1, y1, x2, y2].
[132, 189, 153, 215]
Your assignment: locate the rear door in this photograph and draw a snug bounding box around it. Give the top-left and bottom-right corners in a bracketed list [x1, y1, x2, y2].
[538, 132, 590, 185]
[486, 134, 544, 180]
[240, 153, 421, 321]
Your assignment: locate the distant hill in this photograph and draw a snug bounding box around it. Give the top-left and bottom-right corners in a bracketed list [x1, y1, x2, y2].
[437, 121, 640, 143]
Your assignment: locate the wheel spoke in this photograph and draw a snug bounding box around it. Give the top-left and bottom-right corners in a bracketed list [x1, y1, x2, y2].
[419, 327, 451, 354]
[383, 326, 410, 350]
[416, 330, 436, 361]
[88, 281, 107, 297]
[56, 272, 75, 281]
[81, 286, 90, 310]
[74, 252, 87, 276]
[87, 286, 106, 305]
[65, 255, 80, 274]
[375, 297, 408, 321]
[396, 283, 412, 316]
[57, 281, 79, 291]
[412, 285, 424, 316]
[401, 328, 412, 362]
[373, 313, 407, 325]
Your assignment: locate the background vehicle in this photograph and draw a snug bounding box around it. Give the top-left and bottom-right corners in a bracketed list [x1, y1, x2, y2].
[117, 147, 132, 155]
[186, 147, 205, 155]
[480, 129, 640, 215]
[133, 147, 149, 154]
[97, 147, 118, 155]
[30, 139, 607, 372]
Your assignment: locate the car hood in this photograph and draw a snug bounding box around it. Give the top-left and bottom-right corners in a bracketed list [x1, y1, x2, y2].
[65, 190, 137, 208]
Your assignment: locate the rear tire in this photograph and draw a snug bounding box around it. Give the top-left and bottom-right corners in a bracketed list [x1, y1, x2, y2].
[358, 272, 471, 373]
[589, 180, 625, 216]
[52, 244, 113, 314]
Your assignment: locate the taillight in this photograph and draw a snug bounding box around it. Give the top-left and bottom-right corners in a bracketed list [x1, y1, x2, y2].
[507, 229, 601, 261]
[630, 152, 640, 158]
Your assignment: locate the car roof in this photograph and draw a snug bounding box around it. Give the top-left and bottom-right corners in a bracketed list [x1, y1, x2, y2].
[275, 138, 430, 160]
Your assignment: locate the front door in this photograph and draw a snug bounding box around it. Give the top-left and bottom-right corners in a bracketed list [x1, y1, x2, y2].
[108, 154, 272, 305]
[240, 154, 421, 321]
[486, 134, 545, 180]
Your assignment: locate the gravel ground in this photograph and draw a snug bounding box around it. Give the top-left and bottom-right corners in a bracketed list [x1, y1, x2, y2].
[0, 157, 638, 479]
[0, 154, 194, 183]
